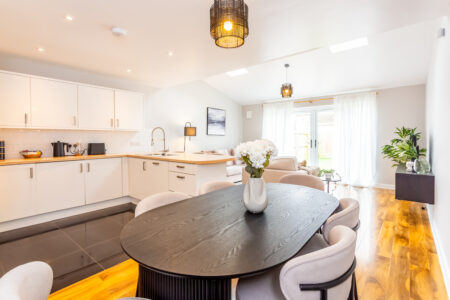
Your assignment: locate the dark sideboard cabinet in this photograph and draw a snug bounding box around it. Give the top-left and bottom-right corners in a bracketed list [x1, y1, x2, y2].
[395, 164, 435, 204]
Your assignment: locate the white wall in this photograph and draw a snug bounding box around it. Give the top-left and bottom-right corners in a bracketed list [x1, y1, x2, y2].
[426, 16, 450, 291]
[0, 53, 242, 158]
[241, 85, 427, 187]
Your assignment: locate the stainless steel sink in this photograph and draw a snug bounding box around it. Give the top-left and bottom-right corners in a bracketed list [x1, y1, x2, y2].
[145, 153, 179, 157]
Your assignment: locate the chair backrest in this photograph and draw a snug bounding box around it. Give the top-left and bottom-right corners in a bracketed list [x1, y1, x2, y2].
[322, 198, 360, 243]
[0, 261, 53, 300]
[135, 192, 190, 217]
[280, 226, 357, 300]
[279, 174, 324, 191]
[198, 181, 234, 195]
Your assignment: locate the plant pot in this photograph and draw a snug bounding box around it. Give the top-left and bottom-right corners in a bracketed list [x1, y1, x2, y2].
[243, 178, 268, 214]
[406, 161, 414, 172]
[324, 173, 333, 180]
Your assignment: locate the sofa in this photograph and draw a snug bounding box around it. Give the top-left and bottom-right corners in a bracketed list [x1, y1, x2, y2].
[197, 149, 244, 183]
[242, 156, 319, 184]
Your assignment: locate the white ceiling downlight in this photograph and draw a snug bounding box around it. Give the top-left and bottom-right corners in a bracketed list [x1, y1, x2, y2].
[329, 37, 369, 53]
[111, 27, 127, 37]
[65, 15, 73, 21]
[226, 68, 248, 77]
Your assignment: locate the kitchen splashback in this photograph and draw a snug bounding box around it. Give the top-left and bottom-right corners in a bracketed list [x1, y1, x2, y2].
[0, 129, 150, 159]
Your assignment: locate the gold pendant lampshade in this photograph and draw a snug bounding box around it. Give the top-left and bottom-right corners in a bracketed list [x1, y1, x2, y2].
[210, 0, 249, 48]
[281, 64, 293, 98]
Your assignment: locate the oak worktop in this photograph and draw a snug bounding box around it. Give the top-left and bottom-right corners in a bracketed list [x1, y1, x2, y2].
[0, 153, 236, 166]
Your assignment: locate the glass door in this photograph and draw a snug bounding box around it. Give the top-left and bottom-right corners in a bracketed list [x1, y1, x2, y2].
[294, 107, 334, 168]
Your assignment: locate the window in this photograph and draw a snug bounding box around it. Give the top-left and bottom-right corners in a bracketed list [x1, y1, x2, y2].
[294, 106, 334, 168]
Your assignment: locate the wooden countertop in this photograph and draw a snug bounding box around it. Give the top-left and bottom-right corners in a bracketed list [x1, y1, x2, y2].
[0, 153, 236, 166]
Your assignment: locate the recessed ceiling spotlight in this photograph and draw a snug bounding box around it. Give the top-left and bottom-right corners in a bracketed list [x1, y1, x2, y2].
[36, 47, 45, 52]
[112, 27, 127, 37]
[65, 15, 73, 21]
[126, 69, 132, 73]
[329, 37, 368, 53]
[226, 68, 248, 77]
[168, 51, 174, 57]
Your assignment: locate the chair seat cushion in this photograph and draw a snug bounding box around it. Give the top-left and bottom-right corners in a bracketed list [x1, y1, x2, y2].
[237, 234, 329, 300]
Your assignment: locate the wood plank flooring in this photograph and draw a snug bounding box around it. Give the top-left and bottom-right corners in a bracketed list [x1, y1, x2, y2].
[49, 186, 448, 300]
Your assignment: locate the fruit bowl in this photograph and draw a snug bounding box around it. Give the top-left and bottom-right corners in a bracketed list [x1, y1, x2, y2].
[20, 150, 42, 159]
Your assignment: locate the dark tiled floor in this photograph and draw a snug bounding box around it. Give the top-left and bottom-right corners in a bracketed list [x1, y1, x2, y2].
[0, 210, 134, 292]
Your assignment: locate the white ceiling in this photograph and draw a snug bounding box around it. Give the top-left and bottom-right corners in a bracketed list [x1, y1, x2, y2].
[204, 20, 438, 105]
[0, 0, 448, 90]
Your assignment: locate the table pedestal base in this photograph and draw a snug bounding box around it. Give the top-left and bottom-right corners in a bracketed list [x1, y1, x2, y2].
[137, 265, 232, 300]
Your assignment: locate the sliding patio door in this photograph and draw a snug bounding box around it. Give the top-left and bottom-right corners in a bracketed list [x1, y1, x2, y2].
[294, 107, 334, 168]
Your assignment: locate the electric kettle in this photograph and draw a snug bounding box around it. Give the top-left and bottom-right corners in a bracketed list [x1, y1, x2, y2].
[51, 141, 71, 157]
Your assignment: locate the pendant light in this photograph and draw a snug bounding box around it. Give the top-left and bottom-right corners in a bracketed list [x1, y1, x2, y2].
[281, 64, 293, 98]
[210, 0, 249, 48]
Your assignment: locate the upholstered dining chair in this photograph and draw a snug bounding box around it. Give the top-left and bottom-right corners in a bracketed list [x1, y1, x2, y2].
[198, 181, 234, 195]
[322, 198, 360, 243]
[0, 261, 53, 300]
[135, 191, 190, 217]
[236, 225, 358, 300]
[279, 173, 325, 191]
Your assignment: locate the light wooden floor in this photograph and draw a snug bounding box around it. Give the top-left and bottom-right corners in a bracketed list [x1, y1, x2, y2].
[49, 186, 448, 300]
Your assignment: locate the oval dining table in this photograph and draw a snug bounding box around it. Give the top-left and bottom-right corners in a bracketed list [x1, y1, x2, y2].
[120, 183, 339, 300]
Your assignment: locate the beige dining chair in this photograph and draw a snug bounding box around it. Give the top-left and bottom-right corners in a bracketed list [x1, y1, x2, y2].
[236, 226, 357, 300]
[198, 181, 234, 195]
[135, 192, 190, 217]
[322, 198, 360, 243]
[0, 261, 53, 300]
[279, 174, 325, 191]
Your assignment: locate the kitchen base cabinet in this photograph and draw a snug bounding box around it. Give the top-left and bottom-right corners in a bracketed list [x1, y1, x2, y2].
[85, 158, 123, 204]
[129, 158, 169, 200]
[0, 164, 35, 222]
[35, 161, 85, 214]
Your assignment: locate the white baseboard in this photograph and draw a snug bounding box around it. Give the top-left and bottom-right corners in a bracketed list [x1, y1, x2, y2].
[427, 204, 450, 296]
[373, 183, 395, 190]
[0, 197, 132, 233]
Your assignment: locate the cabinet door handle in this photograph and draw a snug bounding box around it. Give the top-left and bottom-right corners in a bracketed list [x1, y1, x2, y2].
[73, 116, 77, 126]
[80, 163, 83, 173]
[110, 118, 114, 128]
[25, 113, 28, 125]
[152, 162, 160, 166]
[176, 165, 185, 169]
[143, 161, 146, 171]
[176, 175, 185, 179]
[87, 163, 90, 172]
[29, 167, 33, 179]
[116, 119, 120, 128]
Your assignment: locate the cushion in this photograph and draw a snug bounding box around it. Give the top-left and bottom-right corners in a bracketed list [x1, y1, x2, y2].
[267, 157, 298, 171]
[236, 265, 284, 300]
[227, 165, 243, 177]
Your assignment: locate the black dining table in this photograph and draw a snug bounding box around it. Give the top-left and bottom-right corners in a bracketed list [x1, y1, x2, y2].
[120, 183, 339, 300]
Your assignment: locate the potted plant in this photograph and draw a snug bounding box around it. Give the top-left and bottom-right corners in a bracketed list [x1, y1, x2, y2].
[318, 169, 335, 180]
[382, 127, 426, 171]
[236, 139, 277, 213]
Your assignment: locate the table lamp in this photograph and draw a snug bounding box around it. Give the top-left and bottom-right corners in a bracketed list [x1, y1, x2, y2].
[184, 122, 196, 152]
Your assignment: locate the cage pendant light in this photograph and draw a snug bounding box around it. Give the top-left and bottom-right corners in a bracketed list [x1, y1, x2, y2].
[281, 64, 293, 98]
[210, 0, 249, 48]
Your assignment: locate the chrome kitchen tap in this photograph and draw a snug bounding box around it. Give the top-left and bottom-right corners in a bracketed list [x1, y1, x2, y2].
[151, 127, 167, 152]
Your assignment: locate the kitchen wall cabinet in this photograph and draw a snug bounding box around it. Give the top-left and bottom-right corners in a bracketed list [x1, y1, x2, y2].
[35, 161, 85, 214]
[85, 158, 123, 204]
[0, 164, 36, 222]
[0, 72, 30, 128]
[129, 158, 168, 200]
[78, 85, 115, 130]
[115, 90, 144, 131]
[31, 78, 78, 129]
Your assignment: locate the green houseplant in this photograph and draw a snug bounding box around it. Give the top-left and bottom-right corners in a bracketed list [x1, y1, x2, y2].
[382, 127, 426, 167]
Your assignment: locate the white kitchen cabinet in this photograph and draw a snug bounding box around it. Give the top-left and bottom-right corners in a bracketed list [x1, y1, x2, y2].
[114, 90, 144, 131]
[0, 72, 30, 128]
[129, 158, 168, 200]
[31, 78, 78, 129]
[35, 161, 85, 214]
[0, 164, 36, 222]
[168, 172, 197, 196]
[85, 158, 123, 204]
[78, 85, 115, 130]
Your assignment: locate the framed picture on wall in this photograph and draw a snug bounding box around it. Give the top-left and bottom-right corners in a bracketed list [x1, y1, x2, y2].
[207, 107, 226, 136]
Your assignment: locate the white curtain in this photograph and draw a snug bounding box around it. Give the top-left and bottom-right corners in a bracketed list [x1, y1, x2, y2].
[333, 92, 377, 187]
[262, 101, 295, 156]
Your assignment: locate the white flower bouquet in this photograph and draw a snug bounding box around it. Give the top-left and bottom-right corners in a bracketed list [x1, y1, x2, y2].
[236, 139, 278, 178]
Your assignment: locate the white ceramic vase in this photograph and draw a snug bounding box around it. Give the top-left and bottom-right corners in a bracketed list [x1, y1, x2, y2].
[243, 178, 268, 214]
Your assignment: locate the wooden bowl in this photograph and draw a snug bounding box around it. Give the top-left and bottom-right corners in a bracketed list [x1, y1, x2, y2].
[20, 151, 42, 159]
